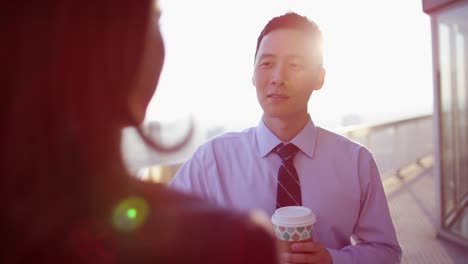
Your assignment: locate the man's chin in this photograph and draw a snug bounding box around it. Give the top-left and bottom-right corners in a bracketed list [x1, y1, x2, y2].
[262, 112, 290, 120]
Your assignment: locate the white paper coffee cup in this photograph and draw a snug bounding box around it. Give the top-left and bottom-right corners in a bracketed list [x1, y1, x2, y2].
[271, 206, 316, 242]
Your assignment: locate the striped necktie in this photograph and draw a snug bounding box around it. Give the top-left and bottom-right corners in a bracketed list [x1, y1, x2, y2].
[274, 143, 302, 209]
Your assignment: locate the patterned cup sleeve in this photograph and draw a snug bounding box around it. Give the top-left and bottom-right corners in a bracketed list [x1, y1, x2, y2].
[274, 224, 313, 241]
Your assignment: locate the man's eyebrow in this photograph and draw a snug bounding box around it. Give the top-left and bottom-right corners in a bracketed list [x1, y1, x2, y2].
[286, 54, 308, 60]
[257, 54, 275, 61]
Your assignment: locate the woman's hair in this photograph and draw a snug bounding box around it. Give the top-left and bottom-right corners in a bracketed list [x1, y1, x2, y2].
[1, 0, 154, 260]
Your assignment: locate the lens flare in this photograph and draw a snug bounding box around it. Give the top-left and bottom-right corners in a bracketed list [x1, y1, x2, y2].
[127, 208, 137, 219]
[112, 196, 149, 232]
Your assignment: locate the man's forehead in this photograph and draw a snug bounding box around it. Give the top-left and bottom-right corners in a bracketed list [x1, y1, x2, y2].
[260, 29, 316, 48]
[258, 29, 320, 57]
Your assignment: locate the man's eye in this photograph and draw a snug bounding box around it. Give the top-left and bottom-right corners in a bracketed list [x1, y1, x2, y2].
[259, 61, 272, 68]
[290, 63, 303, 69]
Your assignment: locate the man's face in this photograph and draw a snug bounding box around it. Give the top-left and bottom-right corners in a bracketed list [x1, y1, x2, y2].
[253, 28, 324, 121]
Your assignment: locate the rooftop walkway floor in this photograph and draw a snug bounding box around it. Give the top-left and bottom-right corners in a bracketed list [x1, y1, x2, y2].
[383, 155, 468, 264]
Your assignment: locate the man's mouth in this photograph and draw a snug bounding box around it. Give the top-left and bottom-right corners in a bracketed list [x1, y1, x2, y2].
[268, 94, 289, 99]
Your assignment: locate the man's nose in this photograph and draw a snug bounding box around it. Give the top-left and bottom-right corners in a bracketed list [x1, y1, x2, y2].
[270, 65, 288, 87]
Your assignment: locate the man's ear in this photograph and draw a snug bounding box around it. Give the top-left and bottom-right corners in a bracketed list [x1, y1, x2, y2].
[312, 67, 326, 91]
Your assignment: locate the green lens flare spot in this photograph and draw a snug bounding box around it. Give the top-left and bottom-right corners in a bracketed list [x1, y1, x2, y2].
[127, 208, 137, 219]
[112, 196, 149, 232]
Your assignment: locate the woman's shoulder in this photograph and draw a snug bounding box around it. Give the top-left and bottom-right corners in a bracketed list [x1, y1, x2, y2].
[129, 179, 279, 263]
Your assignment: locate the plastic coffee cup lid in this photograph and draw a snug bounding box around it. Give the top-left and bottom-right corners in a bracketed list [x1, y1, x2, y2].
[271, 206, 316, 227]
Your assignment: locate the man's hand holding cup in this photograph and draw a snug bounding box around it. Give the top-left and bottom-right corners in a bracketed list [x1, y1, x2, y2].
[271, 206, 332, 264]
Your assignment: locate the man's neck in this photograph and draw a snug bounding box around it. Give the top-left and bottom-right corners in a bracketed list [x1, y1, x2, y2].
[263, 113, 310, 142]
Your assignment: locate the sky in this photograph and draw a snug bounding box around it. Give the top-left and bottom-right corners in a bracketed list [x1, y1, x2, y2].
[146, 0, 433, 130]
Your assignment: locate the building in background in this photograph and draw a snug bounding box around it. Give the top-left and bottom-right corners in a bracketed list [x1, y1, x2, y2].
[423, 0, 468, 249]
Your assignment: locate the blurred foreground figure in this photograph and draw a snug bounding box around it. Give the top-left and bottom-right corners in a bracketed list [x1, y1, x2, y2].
[1, 1, 279, 263]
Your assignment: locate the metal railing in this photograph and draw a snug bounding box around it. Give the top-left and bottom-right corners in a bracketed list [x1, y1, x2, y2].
[338, 114, 433, 176]
[122, 113, 434, 181]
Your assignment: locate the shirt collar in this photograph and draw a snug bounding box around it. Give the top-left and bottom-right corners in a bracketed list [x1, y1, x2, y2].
[256, 116, 317, 159]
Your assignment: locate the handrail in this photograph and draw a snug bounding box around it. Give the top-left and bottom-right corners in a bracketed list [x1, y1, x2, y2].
[123, 113, 434, 181]
[337, 113, 433, 176]
[338, 114, 432, 138]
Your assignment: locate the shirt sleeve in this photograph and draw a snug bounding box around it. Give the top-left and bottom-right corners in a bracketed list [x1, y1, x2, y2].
[328, 148, 402, 264]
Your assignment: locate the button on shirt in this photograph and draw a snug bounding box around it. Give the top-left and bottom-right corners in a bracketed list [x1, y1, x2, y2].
[170, 117, 402, 263]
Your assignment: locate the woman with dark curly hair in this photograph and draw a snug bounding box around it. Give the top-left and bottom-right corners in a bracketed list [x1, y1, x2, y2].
[1, 1, 279, 263]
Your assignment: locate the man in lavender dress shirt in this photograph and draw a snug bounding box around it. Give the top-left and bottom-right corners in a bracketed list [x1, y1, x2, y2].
[170, 12, 402, 264]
